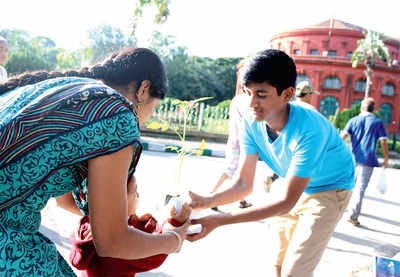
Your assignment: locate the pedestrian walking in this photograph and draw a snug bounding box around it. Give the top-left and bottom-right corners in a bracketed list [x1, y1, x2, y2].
[342, 97, 389, 226]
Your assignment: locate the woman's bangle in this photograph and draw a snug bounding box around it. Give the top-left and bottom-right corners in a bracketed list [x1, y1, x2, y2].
[165, 230, 182, 253]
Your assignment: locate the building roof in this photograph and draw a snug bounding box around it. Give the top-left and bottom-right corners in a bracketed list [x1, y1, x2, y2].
[308, 19, 400, 42]
[310, 19, 365, 32]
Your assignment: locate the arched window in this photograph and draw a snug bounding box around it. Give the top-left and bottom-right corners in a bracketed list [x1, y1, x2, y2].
[382, 82, 395, 96]
[379, 103, 392, 124]
[347, 51, 353, 58]
[323, 76, 341, 89]
[319, 96, 339, 117]
[354, 79, 366, 92]
[351, 99, 362, 107]
[296, 74, 311, 85]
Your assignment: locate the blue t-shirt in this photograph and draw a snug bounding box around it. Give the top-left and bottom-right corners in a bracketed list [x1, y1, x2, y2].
[241, 102, 354, 194]
[344, 113, 387, 167]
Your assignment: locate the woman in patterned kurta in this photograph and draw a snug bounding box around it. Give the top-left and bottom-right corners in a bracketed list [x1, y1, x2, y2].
[0, 48, 189, 276]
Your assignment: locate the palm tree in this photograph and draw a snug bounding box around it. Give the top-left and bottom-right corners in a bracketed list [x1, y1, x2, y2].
[352, 30, 392, 98]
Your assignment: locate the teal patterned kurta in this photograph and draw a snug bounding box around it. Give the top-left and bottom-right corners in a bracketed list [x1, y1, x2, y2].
[0, 77, 142, 276]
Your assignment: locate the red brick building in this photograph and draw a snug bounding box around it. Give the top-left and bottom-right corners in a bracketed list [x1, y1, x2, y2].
[269, 19, 400, 135]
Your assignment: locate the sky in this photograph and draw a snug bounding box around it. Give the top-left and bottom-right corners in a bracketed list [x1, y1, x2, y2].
[2, 0, 400, 58]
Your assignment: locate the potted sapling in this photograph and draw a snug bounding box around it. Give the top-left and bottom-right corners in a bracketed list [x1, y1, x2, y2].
[147, 97, 212, 233]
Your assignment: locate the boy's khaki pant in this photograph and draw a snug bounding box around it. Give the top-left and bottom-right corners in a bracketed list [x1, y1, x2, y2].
[270, 188, 352, 277]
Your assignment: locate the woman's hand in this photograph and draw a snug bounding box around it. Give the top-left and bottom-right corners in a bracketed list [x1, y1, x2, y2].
[186, 214, 222, 242]
[170, 202, 192, 224]
[188, 191, 213, 210]
[163, 220, 191, 253]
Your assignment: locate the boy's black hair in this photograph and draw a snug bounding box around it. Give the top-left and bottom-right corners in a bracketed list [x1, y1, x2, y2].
[239, 49, 297, 95]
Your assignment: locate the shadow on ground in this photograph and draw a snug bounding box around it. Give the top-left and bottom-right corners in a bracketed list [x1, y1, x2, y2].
[331, 231, 400, 257]
[361, 212, 400, 227]
[364, 196, 400, 207]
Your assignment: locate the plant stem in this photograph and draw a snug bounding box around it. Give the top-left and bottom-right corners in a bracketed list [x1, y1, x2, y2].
[176, 150, 184, 194]
[176, 105, 188, 194]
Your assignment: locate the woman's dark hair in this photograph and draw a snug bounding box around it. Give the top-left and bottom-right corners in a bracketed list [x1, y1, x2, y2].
[0, 47, 168, 99]
[239, 49, 297, 95]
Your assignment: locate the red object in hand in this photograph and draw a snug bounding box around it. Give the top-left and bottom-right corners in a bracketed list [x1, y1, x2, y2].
[70, 215, 168, 277]
[128, 213, 158, 233]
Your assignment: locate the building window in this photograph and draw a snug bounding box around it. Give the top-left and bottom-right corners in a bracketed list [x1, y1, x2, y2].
[379, 103, 392, 124]
[351, 99, 362, 107]
[354, 79, 366, 92]
[323, 76, 341, 89]
[294, 49, 300, 55]
[310, 49, 318, 56]
[320, 96, 339, 117]
[328, 50, 337, 57]
[382, 82, 395, 96]
[347, 51, 353, 58]
[296, 74, 311, 85]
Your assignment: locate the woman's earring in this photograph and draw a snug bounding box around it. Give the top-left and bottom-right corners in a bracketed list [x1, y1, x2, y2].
[137, 102, 142, 111]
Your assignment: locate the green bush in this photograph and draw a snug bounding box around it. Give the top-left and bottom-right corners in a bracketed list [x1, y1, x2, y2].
[396, 140, 400, 153]
[376, 138, 400, 155]
[392, 164, 400, 169]
[334, 103, 361, 130]
[376, 144, 383, 157]
[217, 99, 231, 110]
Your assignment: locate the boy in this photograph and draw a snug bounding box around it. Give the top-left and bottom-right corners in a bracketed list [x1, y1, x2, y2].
[188, 49, 354, 277]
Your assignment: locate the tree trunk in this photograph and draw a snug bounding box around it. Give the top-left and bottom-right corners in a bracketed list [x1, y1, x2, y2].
[364, 66, 373, 99]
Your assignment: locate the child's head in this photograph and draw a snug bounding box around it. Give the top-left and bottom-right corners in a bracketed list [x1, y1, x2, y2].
[0, 36, 8, 65]
[127, 176, 139, 215]
[239, 49, 297, 96]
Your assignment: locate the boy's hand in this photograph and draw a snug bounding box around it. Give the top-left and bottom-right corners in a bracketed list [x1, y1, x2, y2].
[186, 214, 222, 242]
[188, 191, 213, 210]
[170, 203, 192, 224]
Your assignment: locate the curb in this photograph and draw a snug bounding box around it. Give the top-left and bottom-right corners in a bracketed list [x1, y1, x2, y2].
[140, 128, 228, 144]
[141, 141, 225, 158]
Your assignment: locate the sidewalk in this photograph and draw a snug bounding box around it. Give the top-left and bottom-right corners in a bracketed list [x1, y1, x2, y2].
[141, 135, 227, 158]
[39, 136, 400, 277]
[127, 135, 400, 276]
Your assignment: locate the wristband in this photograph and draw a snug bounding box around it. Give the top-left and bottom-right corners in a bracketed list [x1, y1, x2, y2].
[165, 230, 182, 253]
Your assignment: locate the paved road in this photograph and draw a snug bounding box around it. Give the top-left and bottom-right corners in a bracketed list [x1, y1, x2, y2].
[40, 151, 400, 277]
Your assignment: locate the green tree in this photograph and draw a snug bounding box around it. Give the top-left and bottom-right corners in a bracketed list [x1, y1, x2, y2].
[352, 30, 392, 98]
[131, 1, 239, 103]
[148, 31, 177, 59]
[0, 29, 30, 52]
[187, 56, 241, 103]
[1, 29, 60, 75]
[87, 24, 136, 64]
[56, 49, 83, 70]
[158, 46, 240, 103]
[132, 0, 170, 36]
[32, 36, 58, 67]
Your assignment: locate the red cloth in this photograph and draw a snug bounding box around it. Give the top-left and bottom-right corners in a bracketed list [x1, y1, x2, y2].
[70, 214, 181, 277]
